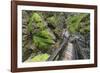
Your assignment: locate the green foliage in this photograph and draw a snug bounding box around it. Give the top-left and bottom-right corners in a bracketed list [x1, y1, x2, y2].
[31, 53, 50, 62]
[47, 16, 56, 24]
[33, 30, 55, 50]
[47, 16, 59, 27]
[36, 22, 45, 30]
[46, 15, 63, 38]
[32, 13, 42, 23]
[28, 12, 55, 50]
[67, 13, 90, 34]
[35, 30, 54, 39]
[28, 12, 44, 32]
[23, 11, 90, 62]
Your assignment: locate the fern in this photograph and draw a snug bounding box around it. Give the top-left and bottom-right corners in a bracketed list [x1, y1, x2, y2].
[28, 12, 45, 32]
[32, 13, 42, 23]
[35, 30, 54, 39]
[28, 12, 55, 50]
[67, 13, 90, 34]
[33, 30, 55, 50]
[47, 16, 60, 27]
[31, 53, 50, 62]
